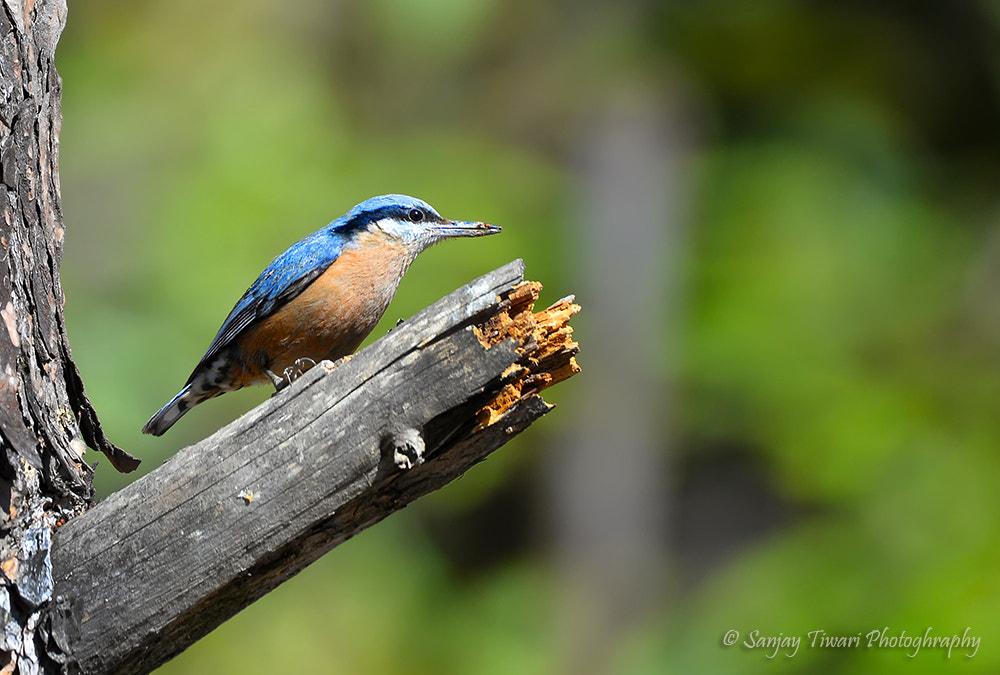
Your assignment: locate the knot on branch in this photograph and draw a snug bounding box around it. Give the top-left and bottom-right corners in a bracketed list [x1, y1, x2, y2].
[382, 428, 425, 470]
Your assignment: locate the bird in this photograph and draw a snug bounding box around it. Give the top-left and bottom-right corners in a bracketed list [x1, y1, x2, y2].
[142, 194, 500, 436]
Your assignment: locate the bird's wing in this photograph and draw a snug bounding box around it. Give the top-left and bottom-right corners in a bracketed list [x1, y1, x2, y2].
[189, 230, 343, 377]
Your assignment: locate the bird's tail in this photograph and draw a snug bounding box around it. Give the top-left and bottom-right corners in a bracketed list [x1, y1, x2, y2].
[142, 382, 219, 436]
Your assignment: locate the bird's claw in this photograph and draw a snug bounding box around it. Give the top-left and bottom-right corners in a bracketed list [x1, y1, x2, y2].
[283, 357, 317, 384]
[267, 358, 318, 393]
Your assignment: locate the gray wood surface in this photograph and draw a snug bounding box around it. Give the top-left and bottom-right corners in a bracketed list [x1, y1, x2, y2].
[48, 259, 575, 675]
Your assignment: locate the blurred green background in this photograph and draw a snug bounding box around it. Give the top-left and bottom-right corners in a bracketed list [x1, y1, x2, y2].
[55, 0, 1000, 673]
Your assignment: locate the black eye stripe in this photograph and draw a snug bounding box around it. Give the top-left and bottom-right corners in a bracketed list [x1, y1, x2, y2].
[339, 204, 439, 234]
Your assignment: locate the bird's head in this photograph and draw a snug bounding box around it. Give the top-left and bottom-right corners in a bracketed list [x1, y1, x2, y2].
[335, 194, 501, 251]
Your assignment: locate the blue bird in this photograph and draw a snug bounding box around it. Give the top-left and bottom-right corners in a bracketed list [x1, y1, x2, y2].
[143, 194, 500, 436]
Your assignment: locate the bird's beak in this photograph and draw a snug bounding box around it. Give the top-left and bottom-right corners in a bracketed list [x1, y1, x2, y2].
[435, 220, 502, 238]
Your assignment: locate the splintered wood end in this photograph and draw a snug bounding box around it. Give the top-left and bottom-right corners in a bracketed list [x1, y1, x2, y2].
[474, 281, 581, 428]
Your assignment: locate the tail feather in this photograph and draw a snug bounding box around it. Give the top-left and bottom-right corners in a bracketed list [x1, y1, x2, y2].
[142, 383, 213, 436]
[144, 354, 237, 435]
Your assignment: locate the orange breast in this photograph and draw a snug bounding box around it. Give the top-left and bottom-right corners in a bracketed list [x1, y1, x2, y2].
[231, 233, 415, 385]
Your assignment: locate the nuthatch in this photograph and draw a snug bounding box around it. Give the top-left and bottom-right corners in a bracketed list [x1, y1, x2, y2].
[143, 194, 499, 436]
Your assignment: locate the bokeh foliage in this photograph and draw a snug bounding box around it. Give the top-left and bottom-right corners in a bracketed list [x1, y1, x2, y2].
[56, 0, 1000, 672]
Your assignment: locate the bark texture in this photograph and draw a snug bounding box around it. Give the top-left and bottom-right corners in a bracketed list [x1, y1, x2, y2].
[0, 2, 138, 673]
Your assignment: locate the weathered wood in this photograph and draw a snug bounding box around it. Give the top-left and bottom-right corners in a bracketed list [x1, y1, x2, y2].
[48, 260, 580, 675]
[0, 0, 138, 492]
[1, 3, 140, 673]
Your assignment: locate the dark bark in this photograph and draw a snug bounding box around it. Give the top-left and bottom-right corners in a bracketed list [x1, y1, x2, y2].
[0, 2, 138, 673]
[49, 261, 579, 675]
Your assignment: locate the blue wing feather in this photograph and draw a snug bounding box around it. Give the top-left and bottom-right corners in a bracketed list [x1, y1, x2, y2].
[190, 228, 346, 376]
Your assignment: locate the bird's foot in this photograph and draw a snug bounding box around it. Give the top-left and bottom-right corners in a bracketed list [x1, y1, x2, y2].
[284, 357, 317, 382]
[266, 358, 317, 394]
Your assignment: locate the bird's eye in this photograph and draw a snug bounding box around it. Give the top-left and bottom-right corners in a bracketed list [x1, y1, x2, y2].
[408, 208, 424, 223]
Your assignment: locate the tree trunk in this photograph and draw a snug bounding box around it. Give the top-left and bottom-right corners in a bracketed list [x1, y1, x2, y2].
[1, 1, 139, 672]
